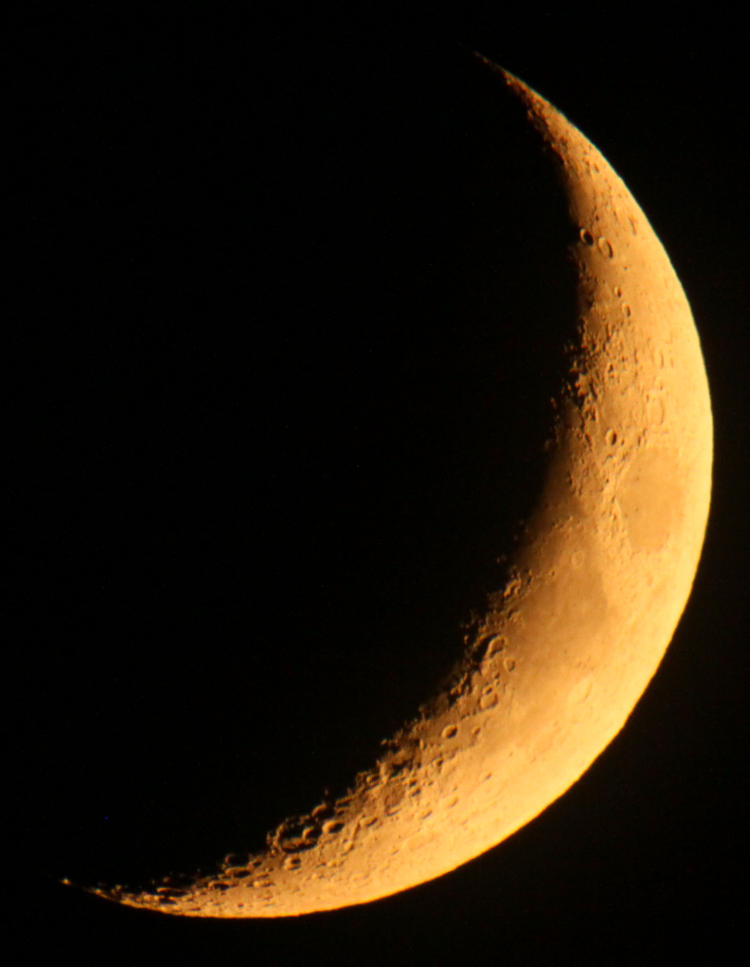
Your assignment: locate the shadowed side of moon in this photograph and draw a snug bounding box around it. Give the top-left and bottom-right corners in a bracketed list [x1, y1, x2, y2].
[24, 45, 583, 892]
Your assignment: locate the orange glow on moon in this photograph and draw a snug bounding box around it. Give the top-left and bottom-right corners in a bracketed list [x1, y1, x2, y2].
[91, 58, 712, 918]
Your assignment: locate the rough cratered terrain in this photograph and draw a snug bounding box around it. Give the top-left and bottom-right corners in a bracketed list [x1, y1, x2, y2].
[90, 56, 712, 917]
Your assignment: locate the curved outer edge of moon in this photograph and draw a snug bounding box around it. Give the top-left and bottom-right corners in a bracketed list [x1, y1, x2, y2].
[91, 58, 713, 918]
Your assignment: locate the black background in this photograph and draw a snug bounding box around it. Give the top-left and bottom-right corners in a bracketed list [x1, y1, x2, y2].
[7, 7, 747, 965]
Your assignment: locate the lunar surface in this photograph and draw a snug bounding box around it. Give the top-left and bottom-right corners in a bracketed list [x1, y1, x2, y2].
[88, 56, 712, 917]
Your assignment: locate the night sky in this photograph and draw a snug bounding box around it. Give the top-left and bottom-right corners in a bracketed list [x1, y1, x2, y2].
[7, 9, 747, 965]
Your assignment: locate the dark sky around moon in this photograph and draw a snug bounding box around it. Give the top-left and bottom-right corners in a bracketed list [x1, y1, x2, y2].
[6, 9, 748, 965]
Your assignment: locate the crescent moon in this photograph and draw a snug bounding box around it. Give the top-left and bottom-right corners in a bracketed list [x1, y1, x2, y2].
[90, 57, 712, 917]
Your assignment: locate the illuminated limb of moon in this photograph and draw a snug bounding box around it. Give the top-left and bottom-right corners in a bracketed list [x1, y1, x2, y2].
[95, 59, 712, 917]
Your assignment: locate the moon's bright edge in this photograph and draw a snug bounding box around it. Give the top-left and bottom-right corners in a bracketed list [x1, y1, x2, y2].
[86, 58, 712, 918]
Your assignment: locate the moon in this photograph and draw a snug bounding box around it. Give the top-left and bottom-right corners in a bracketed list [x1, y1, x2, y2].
[89, 56, 712, 917]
